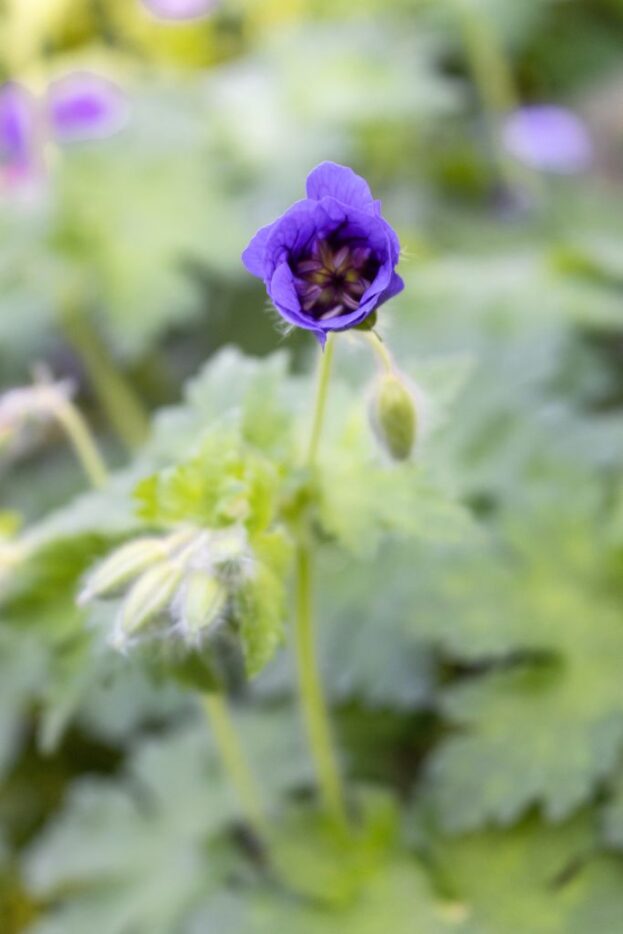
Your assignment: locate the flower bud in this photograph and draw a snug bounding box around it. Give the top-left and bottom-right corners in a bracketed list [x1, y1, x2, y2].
[78, 538, 168, 605]
[116, 562, 184, 641]
[173, 571, 227, 638]
[372, 373, 417, 461]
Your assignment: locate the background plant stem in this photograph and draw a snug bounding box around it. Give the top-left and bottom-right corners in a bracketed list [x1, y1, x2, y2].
[202, 693, 269, 839]
[59, 302, 150, 452]
[453, 0, 539, 194]
[53, 397, 109, 490]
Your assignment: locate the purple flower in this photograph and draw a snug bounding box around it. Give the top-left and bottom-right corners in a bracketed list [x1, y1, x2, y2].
[242, 162, 404, 344]
[141, 0, 219, 20]
[46, 72, 129, 143]
[0, 83, 41, 187]
[502, 105, 593, 175]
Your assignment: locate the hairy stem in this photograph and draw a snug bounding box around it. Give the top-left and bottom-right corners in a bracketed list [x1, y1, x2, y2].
[294, 542, 347, 827]
[202, 693, 269, 839]
[306, 333, 336, 466]
[365, 331, 394, 373]
[294, 332, 348, 826]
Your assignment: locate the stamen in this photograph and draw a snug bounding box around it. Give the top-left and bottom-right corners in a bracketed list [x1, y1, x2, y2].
[332, 245, 350, 272]
[297, 259, 324, 274]
[319, 304, 345, 320]
[301, 285, 323, 310]
[342, 293, 361, 311]
[294, 236, 379, 321]
[351, 246, 372, 267]
[315, 239, 334, 268]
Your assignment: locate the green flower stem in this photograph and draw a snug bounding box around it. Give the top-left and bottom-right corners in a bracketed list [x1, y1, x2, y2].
[365, 331, 394, 373]
[53, 396, 109, 490]
[306, 333, 336, 465]
[202, 693, 269, 839]
[294, 332, 348, 827]
[294, 542, 347, 828]
[59, 302, 150, 452]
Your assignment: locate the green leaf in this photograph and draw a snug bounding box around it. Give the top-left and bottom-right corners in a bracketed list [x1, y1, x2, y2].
[25, 708, 311, 934]
[316, 385, 469, 557]
[236, 563, 286, 679]
[432, 817, 623, 934]
[417, 496, 623, 830]
[135, 431, 280, 534]
[270, 789, 399, 908]
[601, 770, 623, 853]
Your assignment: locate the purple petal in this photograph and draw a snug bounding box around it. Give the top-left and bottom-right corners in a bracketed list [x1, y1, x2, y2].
[141, 0, 219, 20]
[0, 83, 39, 181]
[262, 197, 390, 282]
[377, 272, 405, 306]
[270, 263, 304, 318]
[502, 105, 593, 175]
[306, 162, 376, 213]
[47, 73, 129, 143]
[241, 220, 278, 278]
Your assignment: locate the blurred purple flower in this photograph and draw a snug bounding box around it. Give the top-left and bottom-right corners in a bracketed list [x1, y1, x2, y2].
[47, 72, 129, 143]
[502, 105, 593, 175]
[141, 0, 219, 21]
[0, 83, 41, 187]
[242, 162, 404, 345]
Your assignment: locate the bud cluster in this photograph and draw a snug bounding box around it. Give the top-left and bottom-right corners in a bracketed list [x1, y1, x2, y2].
[79, 525, 252, 652]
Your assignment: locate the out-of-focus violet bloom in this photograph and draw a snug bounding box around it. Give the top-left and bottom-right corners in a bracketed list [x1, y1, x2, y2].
[502, 105, 593, 175]
[0, 83, 41, 187]
[141, 0, 219, 21]
[242, 162, 404, 345]
[47, 72, 129, 143]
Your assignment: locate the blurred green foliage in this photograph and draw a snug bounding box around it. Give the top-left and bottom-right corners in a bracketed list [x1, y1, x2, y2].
[2, 0, 623, 932]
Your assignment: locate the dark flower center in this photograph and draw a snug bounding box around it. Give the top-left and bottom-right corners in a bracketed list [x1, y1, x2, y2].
[291, 235, 379, 321]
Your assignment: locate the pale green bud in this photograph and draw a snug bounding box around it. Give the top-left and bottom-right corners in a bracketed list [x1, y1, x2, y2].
[116, 562, 184, 640]
[372, 373, 417, 461]
[78, 538, 168, 605]
[209, 527, 247, 566]
[174, 571, 227, 638]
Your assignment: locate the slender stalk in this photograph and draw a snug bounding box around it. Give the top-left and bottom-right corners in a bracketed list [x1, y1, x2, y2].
[306, 333, 336, 466]
[294, 542, 347, 827]
[53, 397, 108, 490]
[452, 0, 538, 193]
[364, 331, 394, 373]
[202, 693, 269, 838]
[292, 332, 348, 827]
[454, 0, 517, 118]
[59, 302, 150, 452]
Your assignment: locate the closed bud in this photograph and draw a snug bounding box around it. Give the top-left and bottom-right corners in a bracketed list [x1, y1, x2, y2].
[372, 373, 417, 461]
[211, 527, 246, 562]
[78, 538, 168, 606]
[116, 562, 184, 641]
[174, 571, 227, 638]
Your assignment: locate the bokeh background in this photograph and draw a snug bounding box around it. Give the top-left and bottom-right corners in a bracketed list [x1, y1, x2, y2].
[2, 1, 623, 931]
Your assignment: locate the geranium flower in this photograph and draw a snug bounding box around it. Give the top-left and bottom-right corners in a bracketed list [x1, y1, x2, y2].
[0, 74, 128, 193]
[242, 162, 404, 345]
[0, 83, 41, 189]
[46, 72, 129, 143]
[502, 105, 593, 175]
